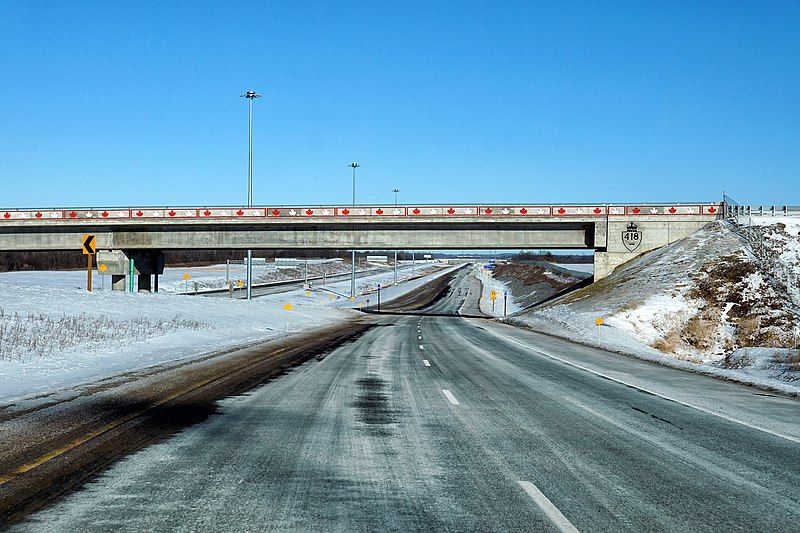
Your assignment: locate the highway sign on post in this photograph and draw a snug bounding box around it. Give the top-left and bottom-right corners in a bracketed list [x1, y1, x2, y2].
[82, 234, 96, 255]
[82, 234, 96, 292]
[490, 290, 497, 300]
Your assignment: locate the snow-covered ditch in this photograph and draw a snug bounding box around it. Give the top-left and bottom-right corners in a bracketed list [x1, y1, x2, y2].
[474, 267, 522, 317]
[508, 221, 800, 395]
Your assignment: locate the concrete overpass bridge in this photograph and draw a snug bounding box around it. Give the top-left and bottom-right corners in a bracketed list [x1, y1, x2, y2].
[0, 202, 722, 288]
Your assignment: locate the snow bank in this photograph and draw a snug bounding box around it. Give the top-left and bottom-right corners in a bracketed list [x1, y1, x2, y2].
[0, 265, 451, 403]
[509, 221, 800, 394]
[473, 267, 521, 317]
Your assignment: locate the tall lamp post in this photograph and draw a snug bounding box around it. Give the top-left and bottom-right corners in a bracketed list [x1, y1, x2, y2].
[349, 162, 360, 298]
[241, 90, 261, 301]
[392, 188, 399, 285]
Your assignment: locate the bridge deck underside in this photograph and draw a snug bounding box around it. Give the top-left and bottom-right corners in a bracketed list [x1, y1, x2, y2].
[0, 222, 598, 251]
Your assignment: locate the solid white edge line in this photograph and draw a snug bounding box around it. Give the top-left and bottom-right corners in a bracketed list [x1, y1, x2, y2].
[480, 325, 800, 445]
[442, 389, 460, 405]
[517, 481, 579, 533]
[423, 359, 431, 367]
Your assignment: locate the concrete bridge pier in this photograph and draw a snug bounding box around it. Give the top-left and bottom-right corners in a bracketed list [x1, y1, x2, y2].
[111, 275, 126, 291]
[96, 250, 165, 293]
[138, 275, 152, 293]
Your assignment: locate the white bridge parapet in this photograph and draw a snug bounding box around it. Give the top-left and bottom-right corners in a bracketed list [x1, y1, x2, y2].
[0, 202, 722, 279]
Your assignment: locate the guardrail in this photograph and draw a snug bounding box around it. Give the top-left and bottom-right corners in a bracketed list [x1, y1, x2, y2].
[724, 205, 800, 218]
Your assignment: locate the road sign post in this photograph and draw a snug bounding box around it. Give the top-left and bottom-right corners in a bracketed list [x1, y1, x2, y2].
[504, 291, 507, 316]
[377, 284, 381, 311]
[82, 234, 96, 292]
[490, 289, 497, 312]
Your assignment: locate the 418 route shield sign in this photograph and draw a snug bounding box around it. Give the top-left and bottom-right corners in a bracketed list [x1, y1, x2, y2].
[622, 223, 642, 252]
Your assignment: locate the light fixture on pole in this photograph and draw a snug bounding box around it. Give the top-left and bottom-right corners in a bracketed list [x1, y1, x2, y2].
[348, 162, 360, 298]
[241, 90, 261, 301]
[392, 188, 399, 285]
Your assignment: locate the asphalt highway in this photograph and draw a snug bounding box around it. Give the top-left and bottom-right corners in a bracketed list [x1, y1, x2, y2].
[13, 272, 800, 532]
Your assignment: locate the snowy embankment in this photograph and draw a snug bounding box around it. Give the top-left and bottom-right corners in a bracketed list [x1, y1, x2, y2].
[508, 220, 800, 395]
[471, 267, 522, 317]
[0, 264, 451, 403]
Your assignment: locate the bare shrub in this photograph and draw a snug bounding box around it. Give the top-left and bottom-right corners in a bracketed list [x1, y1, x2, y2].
[0, 308, 205, 361]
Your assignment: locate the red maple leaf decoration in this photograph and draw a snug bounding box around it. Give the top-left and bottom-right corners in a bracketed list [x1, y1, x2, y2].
[557, 207, 566, 215]
[519, 207, 528, 215]
[168, 210, 176, 217]
[376, 208, 384, 215]
[236, 209, 244, 216]
[341, 208, 350, 215]
[271, 209, 280, 216]
[3, 212, 10, 219]
[35, 212, 42, 219]
[593, 207, 601, 214]
[632, 207, 641, 214]
[484, 208, 492, 215]
[136, 210, 144, 217]
[69, 211, 77, 218]
[708, 206, 717, 214]
[306, 209, 314, 216]
[203, 209, 212, 216]
[668, 207, 677, 214]
[101, 211, 109, 217]
[447, 207, 455, 215]
[412, 208, 421, 215]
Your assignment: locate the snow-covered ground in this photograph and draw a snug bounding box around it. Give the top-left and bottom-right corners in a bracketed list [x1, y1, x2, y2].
[0, 260, 379, 294]
[508, 221, 800, 395]
[474, 267, 521, 317]
[739, 215, 800, 307]
[547, 261, 594, 274]
[0, 263, 453, 404]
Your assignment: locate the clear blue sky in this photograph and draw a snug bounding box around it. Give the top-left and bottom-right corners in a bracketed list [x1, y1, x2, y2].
[1, 1, 798, 208]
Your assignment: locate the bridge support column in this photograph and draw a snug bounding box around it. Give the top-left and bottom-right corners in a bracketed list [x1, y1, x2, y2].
[138, 274, 152, 293]
[593, 252, 638, 279]
[97, 250, 165, 294]
[111, 275, 126, 291]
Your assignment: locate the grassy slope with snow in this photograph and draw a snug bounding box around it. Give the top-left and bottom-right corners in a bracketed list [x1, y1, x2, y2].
[509, 221, 800, 393]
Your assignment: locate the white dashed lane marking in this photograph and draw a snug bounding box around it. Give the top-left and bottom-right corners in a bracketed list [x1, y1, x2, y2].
[517, 481, 579, 533]
[423, 359, 431, 367]
[442, 389, 460, 405]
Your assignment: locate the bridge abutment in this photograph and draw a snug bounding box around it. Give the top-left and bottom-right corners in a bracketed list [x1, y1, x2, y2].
[594, 218, 714, 279]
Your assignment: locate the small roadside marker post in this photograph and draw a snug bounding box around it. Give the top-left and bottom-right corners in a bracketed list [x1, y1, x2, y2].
[377, 284, 381, 311]
[595, 317, 604, 343]
[504, 291, 507, 316]
[98, 263, 108, 291]
[490, 289, 497, 312]
[82, 234, 96, 292]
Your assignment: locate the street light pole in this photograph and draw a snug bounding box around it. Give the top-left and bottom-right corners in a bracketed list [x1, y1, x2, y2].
[392, 188, 399, 285]
[241, 90, 261, 301]
[348, 162, 360, 298]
